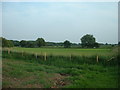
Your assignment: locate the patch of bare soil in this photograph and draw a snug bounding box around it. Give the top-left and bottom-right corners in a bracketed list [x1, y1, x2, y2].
[50, 73, 70, 88]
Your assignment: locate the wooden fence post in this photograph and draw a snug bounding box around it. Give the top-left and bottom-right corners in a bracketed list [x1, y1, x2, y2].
[96, 56, 99, 63]
[8, 49, 10, 54]
[44, 52, 46, 61]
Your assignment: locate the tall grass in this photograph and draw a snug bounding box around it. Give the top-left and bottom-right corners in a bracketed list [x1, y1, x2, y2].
[3, 58, 118, 88]
[2, 47, 119, 88]
[2, 50, 118, 67]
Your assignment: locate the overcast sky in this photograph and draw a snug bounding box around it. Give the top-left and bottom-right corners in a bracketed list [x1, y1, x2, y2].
[2, 2, 118, 44]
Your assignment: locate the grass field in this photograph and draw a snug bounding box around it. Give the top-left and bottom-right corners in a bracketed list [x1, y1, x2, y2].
[3, 47, 117, 56]
[2, 47, 119, 88]
[2, 58, 118, 88]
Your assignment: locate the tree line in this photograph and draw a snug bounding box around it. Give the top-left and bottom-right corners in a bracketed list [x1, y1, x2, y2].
[1, 37, 46, 48]
[1, 34, 116, 48]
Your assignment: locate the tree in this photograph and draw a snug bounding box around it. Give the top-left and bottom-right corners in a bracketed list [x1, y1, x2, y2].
[7, 40, 14, 47]
[119, 41, 120, 46]
[20, 40, 27, 47]
[105, 43, 108, 45]
[26, 41, 36, 48]
[81, 34, 97, 48]
[12, 40, 20, 47]
[1, 37, 7, 47]
[36, 38, 45, 47]
[1, 37, 14, 47]
[63, 40, 71, 48]
[94, 42, 99, 48]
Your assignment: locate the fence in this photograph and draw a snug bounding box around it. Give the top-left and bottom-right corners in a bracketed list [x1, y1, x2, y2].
[2, 49, 118, 66]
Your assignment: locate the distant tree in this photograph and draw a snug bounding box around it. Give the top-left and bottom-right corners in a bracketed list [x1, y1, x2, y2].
[119, 41, 120, 46]
[20, 40, 27, 47]
[1, 37, 7, 47]
[1, 37, 14, 47]
[63, 40, 71, 48]
[36, 38, 45, 47]
[111, 44, 115, 47]
[46, 42, 63, 47]
[12, 40, 20, 47]
[46, 42, 54, 46]
[94, 42, 99, 48]
[105, 43, 108, 45]
[81, 34, 96, 48]
[7, 40, 14, 47]
[26, 41, 36, 48]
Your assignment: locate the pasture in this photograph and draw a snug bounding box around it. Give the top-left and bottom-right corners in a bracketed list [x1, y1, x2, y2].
[3, 47, 117, 56]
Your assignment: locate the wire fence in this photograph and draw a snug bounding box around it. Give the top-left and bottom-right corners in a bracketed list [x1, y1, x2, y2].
[2, 49, 118, 66]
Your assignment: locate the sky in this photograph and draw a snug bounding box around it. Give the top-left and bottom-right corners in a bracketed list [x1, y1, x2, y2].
[1, 2, 118, 44]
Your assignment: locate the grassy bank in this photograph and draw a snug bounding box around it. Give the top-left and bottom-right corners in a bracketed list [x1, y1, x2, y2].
[2, 50, 118, 66]
[3, 58, 118, 88]
[2, 47, 119, 88]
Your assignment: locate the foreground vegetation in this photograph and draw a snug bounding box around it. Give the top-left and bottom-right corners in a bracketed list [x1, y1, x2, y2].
[3, 58, 118, 88]
[2, 47, 119, 88]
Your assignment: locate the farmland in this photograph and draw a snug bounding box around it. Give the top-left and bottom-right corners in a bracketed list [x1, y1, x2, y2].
[1, 1, 119, 88]
[3, 47, 117, 56]
[2, 47, 119, 88]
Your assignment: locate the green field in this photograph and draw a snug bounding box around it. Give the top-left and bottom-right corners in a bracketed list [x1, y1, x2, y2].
[2, 47, 119, 88]
[3, 47, 117, 56]
[2, 58, 118, 88]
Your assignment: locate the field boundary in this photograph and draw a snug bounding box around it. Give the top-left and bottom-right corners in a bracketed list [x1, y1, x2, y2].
[2, 49, 118, 66]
